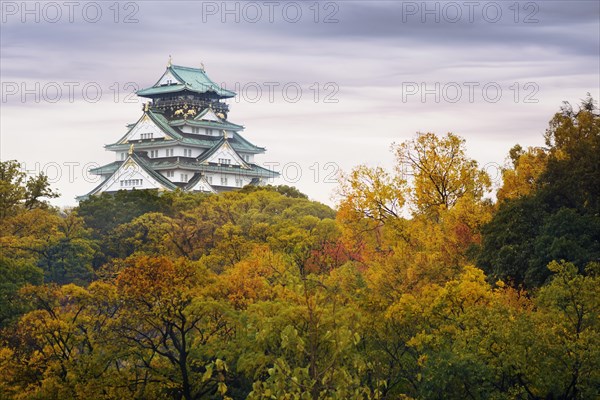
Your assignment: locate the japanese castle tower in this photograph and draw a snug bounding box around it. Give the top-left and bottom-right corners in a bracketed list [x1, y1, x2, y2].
[81, 60, 278, 198]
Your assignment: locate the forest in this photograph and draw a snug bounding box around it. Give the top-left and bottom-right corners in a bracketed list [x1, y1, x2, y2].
[0, 97, 598, 400]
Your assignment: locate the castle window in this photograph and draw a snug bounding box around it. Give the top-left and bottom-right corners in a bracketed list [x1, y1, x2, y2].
[120, 179, 143, 187]
[121, 152, 126, 160]
[206, 176, 212, 184]
[150, 150, 158, 158]
[181, 173, 189, 182]
[235, 178, 243, 187]
[166, 148, 174, 157]
[220, 177, 228, 186]
[140, 133, 153, 140]
[166, 171, 174, 178]
[218, 158, 231, 165]
[184, 148, 192, 157]
[206, 129, 213, 136]
[192, 127, 200, 134]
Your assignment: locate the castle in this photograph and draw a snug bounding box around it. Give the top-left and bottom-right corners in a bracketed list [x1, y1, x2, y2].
[80, 60, 278, 198]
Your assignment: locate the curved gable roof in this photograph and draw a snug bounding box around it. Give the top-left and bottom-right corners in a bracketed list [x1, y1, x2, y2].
[137, 65, 236, 98]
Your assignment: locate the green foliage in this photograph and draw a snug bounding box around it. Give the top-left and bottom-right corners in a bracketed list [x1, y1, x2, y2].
[393, 132, 491, 219]
[531, 261, 600, 399]
[77, 189, 170, 237]
[1, 97, 599, 399]
[0, 160, 58, 220]
[478, 96, 600, 287]
[0, 257, 43, 327]
[542, 93, 600, 214]
[478, 196, 547, 286]
[240, 184, 309, 199]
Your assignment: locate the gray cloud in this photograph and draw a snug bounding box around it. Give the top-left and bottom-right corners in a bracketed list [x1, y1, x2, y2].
[1, 0, 598, 205]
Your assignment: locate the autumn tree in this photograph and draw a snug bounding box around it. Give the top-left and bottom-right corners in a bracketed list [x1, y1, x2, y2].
[114, 255, 235, 400]
[337, 132, 492, 298]
[540, 94, 600, 214]
[0, 283, 123, 399]
[478, 96, 600, 287]
[0, 160, 58, 220]
[36, 210, 97, 285]
[242, 265, 373, 400]
[496, 144, 548, 202]
[392, 132, 490, 219]
[0, 165, 68, 325]
[337, 165, 406, 224]
[530, 261, 600, 399]
[77, 190, 170, 238]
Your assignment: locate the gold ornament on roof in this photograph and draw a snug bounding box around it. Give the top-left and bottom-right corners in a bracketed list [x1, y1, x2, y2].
[128, 143, 134, 155]
[174, 108, 196, 119]
[200, 62, 205, 71]
[144, 103, 149, 112]
[167, 55, 172, 67]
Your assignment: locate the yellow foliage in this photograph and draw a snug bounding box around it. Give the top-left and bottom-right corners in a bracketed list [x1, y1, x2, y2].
[497, 146, 548, 202]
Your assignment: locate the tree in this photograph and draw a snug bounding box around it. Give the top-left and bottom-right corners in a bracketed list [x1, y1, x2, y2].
[336, 133, 493, 295]
[114, 255, 235, 400]
[0, 160, 58, 220]
[0, 283, 117, 400]
[392, 132, 490, 219]
[540, 94, 600, 214]
[478, 96, 600, 287]
[477, 196, 547, 286]
[530, 261, 600, 399]
[242, 268, 373, 400]
[76, 190, 169, 238]
[337, 165, 406, 224]
[0, 257, 43, 327]
[240, 184, 309, 199]
[0, 161, 26, 220]
[36, 211, 97, 285]
[497, 145, 548, 202]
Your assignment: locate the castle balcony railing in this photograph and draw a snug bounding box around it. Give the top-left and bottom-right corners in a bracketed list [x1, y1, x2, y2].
[151, 98, 230, 114]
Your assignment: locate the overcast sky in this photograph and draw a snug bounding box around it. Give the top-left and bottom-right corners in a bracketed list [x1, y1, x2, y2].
[1, 0, 599, 207]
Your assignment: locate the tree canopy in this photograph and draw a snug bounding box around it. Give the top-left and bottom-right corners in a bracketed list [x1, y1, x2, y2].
[0, 96, 598, 399]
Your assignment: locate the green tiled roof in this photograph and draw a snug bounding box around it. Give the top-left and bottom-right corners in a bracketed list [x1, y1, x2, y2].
[148, 110, 184, 139]
[192, 108, 243, 127]
[195, 137, 251, 170]
[106, 136, 264, 154]
[131, 153, 179, 190]
[108, 109, 264, 153]
[89, 161, 121, 175]
[186, 163, 278, 179]
[91, 156, 279, 179]
[232, 131, 265, 152]
[82, 153, 178, 198]
[195, 137, 229, 164]
[137, 65, 236, 98]
[183, 173, 209, 192]
[170, 118, 243, 131]
[112, 110, 183, 145]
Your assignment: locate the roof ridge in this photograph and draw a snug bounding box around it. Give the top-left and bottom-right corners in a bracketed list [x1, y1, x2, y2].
[130, 153, 178, 190]
[171, 64, 204, 71]
[233, 131, 265, 151]
[196, 137, 227, 163]
[147, 110, 183, 140]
